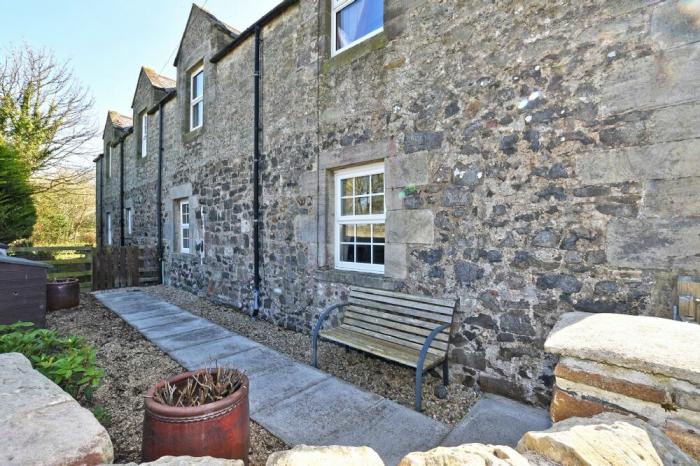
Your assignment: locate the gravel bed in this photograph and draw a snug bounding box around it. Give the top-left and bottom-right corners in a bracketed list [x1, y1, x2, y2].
[47, 292, 285, 465]
[143, 285, 478, 424]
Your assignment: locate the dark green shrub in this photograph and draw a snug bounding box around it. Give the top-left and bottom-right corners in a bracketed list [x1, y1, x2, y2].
[0, 322, 104, 400]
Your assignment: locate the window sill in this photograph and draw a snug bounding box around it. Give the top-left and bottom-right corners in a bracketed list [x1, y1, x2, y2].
[323, 31, 387, 74]
[315, 267, 403, 291]
[182, 126, 204, 144]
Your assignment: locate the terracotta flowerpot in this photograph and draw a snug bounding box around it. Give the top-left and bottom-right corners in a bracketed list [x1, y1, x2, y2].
[46, 278, 80, 311]
[142, 369, 249, 463]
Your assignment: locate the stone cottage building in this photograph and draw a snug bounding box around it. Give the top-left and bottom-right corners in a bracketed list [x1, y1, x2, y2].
[95, 0, 700, 405]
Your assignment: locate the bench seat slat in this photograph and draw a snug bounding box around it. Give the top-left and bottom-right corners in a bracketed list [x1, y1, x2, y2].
[343, 318, 449, 351]
[339, 324, 444, 356]
[319, 327, 445, 369]
[350, 291, 455, 316]
[350, 286, 457, 308]
[346, 305, 452, 333]
[348, 297, 453, 323]
[344, 310, 450, 342]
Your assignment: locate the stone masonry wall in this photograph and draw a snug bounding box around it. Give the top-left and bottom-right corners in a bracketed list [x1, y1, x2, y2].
[103, 0, 700, 405]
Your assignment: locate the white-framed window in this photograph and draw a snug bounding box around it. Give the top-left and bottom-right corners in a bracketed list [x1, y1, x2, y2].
[335, 162, 385, 273]
[190, 65, 204, 131]
[331, 0, 384, 56]
[141, 112, 148, 157]
[106, 212, 112, 245]
[106, 146, 112, 178]
[126, 208, 132, 235]
[179, 200, 190, 253]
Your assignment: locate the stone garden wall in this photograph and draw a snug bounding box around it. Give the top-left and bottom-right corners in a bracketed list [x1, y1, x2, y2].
[98, 0, 700, 404]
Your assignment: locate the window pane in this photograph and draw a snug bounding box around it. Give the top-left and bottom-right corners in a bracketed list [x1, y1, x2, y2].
[182, 237, 189, 250]
[336, 0, 383, 50]
[356, 224, 371, 243]
[192, 101, 203, 128]
[355, 196, 370, 215]
[373, 224, 385, 243]
[355, 175, 370, 195]
[371, 173, 383, 193]
[356, 244, 372, 263]
[342, 178, 353, 196]
[371, 195, 384, 214]
[373, 245, 385, 264]
[192, 71, 203, 99]
[341, 224, 355, 242]
[340, 244, 354, 262]
[341, 197, 353, 215]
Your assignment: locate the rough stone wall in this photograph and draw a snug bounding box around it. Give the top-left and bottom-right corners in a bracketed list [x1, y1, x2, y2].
[105, 0, 700, 405]
[124, 73, 160, 248]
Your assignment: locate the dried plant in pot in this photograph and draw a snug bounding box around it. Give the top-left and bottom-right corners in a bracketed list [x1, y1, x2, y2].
[142, 366, 249, 463]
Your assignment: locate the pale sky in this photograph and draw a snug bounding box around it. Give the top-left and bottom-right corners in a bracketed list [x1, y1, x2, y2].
[0, 0, 283, 167]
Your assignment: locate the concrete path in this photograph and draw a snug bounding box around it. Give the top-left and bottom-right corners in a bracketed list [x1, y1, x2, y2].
[441, 393, 552, 447]
[94, 289, 552, 465]
[94, 289, 447, 465]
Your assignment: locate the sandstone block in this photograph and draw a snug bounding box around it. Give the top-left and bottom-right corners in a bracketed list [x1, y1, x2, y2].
[576, 140, 700, 185]
[0, 353, 114, 466]
[120, 456, 244, 466]
[265, 445, 384, 466]
[386, 209, 434, 244]
[606, 217, 700, 270]
[664, 419, 700, 461]
[386, 152, 430, 188]
[550, 387, 626, 423]
[599, 42, 700, 115]
[398, 443, 529, 466]
[545, 312, 700, 385]
[517, 413, 696, 466]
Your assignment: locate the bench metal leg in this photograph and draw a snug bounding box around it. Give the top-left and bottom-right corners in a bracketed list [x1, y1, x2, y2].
[442, 359, 449, 386]
[416, 322, 450, 412]
[415, 366, 424, 412]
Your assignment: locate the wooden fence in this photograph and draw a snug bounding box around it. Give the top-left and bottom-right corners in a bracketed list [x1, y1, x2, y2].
[9, 246, 93, 291]
[91, 246, 160, 291]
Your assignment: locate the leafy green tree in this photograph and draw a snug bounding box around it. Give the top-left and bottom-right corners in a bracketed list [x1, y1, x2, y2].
[0, 143, 35, 243]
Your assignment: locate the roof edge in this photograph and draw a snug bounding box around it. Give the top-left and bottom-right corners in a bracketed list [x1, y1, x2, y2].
[211, 0, 298, 63]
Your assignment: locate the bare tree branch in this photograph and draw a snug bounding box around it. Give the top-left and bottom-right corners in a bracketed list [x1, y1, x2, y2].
[0, 44, 98, 194]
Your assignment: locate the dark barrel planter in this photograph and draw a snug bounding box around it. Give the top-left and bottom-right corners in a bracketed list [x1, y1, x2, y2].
[46, 278, 80, 311]
[142, 369, 249, 463]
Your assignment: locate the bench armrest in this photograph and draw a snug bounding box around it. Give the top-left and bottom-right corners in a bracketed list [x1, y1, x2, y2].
[311, 302, 348, 367]
[418, 323, 450, 369]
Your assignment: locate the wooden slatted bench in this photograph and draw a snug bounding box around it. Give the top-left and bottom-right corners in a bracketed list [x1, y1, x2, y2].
[311, 286, 459, 411]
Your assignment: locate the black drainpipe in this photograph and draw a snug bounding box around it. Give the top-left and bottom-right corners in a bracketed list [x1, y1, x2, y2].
[157, 102, 164, 284]
[119, 138, 125, 247]
[98, 156, 104, 249]
[252, 24, 262, 316]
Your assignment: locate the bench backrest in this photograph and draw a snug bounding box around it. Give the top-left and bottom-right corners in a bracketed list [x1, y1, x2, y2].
[342, 286, 458, 356]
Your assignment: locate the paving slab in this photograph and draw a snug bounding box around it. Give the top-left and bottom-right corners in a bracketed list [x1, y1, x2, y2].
[125, 306, 188, 322]
[441, 393, 552, 448]
[246, 361, 330, 415]
[327, 398, 450, 466]
[127, 313, 199, 331]
[139, 318, 216, 340]
[216, 346, 293, 378]
[170, 335, 262, 370]
[254, 377, 385, 446]
[148, 324, 233, 353]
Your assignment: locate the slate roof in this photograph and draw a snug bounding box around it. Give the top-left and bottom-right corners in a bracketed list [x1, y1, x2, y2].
[108, 111, 133, 130]
[143, 67, 176, 92]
